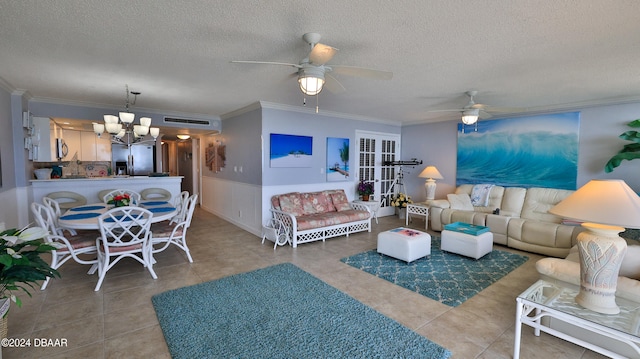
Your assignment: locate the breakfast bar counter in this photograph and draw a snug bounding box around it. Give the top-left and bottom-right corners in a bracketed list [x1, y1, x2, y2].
[30, 176, 183, 204]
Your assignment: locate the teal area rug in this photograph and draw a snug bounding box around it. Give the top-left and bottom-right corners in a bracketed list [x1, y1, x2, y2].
[152, 263, 451, 359]
[341, 237, 529, 307]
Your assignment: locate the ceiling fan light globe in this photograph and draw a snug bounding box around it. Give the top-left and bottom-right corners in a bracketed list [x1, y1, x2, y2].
[461, 114, 478, 125]
[298, 76, 325, 96]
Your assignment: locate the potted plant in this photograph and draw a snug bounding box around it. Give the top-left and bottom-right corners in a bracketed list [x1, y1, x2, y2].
[357, 181, 374, 201]
[107, 193, 131, 207]
[0, 226, 59, 336]
[605, 119, 640, 172]
[390, 193, 413, 219]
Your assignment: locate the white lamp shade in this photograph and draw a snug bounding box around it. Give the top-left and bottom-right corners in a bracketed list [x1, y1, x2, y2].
[116, 129, 126, 138]
[550, 179, 640, 228]
[105, 123, 120, 134]
[139, 117, 152, 127]
[149, 127, 160, 138]
[103, 114, 119, 124]
[119, 112, 135, 124]
[418, 166, 444, 180]
[92, 122, 105, 134]
[133, 125, 149, 136]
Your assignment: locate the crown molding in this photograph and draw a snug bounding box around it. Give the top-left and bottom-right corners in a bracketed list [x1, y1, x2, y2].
[258, 101, 400, 126]
[28, 96, 221, 121]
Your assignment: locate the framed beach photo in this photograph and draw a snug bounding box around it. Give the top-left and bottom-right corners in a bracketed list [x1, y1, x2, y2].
[270, 133, 313, 168]
[326, 137, 349, 182]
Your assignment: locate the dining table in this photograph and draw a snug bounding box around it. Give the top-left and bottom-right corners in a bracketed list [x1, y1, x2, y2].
[58, 200, 178, 230]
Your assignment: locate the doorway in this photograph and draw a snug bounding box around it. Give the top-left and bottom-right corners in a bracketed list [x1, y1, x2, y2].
[355, 131, 401, 217]
[161, 138, 200, 198]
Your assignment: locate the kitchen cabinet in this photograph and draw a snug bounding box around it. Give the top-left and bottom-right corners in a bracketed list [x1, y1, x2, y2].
[63, 129, 81, 160]
[31, 117, 112, 162]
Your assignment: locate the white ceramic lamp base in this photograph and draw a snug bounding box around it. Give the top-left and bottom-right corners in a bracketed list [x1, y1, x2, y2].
[424, 179, 436, 200]
[575, 223, 627, 315]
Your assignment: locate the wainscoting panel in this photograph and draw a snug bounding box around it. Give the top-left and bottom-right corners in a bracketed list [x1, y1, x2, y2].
[201, 176, 262, 237]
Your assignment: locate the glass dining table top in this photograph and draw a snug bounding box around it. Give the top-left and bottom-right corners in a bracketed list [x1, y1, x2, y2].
[58, 201, 178, 230]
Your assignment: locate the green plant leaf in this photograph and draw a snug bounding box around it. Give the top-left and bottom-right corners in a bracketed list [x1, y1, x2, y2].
[626, 119, 640, 128]
[605, 152, 640, 173]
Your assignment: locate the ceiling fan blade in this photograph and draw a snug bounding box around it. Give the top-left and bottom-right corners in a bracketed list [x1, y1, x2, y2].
[481, 106, 526, 113]
[230, 60, 302, 69]
[324, 73, 346, 94]
[426, 109, 465, 113]
[309, 43, 338, 65]
[330, 65, 393, 80]
[479, 110, 493, 119]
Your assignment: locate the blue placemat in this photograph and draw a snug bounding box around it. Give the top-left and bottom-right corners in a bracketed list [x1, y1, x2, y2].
[60, 212, 100, 220]
[149, 207, 174, 213]
[142, 201, 169, 206]
[69, 205, 105, 211]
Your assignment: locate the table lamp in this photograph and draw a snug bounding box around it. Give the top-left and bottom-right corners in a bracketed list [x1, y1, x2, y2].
[549, 179, 640, 314]
[418, 166, 443, 200]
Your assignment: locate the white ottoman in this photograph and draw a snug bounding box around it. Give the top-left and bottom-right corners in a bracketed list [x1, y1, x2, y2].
[377, 227, 431, 263]
[441, 230, 493, 259]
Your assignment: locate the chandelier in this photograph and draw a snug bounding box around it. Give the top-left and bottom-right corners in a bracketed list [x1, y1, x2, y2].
[93, 85, 160, 146]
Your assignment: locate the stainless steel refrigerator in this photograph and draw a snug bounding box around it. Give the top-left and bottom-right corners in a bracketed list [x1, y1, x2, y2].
[111, 144, 155, 176]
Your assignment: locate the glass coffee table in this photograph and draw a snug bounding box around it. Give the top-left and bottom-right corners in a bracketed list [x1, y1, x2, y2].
[514, 280, 640, 359]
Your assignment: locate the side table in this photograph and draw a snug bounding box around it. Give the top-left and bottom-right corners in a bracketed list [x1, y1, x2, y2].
[405, 202, 431, 229]
[514, 280, 640, 359]
[353, 200, 381, 224]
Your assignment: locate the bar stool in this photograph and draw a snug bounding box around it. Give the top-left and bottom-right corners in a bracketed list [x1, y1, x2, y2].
[141, 188, 172, 201]
[45, 191, 87, 210]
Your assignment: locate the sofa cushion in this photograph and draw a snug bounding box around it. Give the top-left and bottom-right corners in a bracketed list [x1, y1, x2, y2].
[301, 191, 336, 214]
[296, 210, 370, 230]
[456, 184, 505, 213]
[330, 190, 351, 211]
[447, 193, 473, 211]
[278, 192, 305, 216]
[520, 187, 574, 223]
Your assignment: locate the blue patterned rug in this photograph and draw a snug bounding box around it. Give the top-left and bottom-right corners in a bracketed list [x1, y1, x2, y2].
[341, 237, 529, 307]
[152, 263, 451, 359]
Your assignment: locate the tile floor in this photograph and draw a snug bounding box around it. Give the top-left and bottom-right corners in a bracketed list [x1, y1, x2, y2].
[4, 208, 608, 358]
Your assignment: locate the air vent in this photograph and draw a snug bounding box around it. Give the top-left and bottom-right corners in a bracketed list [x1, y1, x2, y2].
[163, 117, 211, 126]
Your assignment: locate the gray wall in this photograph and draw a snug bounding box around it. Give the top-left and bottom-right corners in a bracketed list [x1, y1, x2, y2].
[202, 106, 262, 185]
[401, 102, 640, 202]
[261, 107, 401, 186]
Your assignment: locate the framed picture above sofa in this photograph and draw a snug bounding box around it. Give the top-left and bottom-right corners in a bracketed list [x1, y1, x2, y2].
[326, 137, 349, 182]
[457, 112, 580, 190]
[270, 133, 313, 168]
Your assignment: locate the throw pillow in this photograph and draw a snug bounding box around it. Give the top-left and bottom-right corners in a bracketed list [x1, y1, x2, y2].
[330, 192, 351, 212]
[447, 193, 474, 211]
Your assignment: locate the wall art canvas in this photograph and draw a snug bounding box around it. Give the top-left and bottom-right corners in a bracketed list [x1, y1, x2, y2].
[270, 133, 313, 168]
[326, 137, 349, 181]
[205, 141, 226, 173]
[457, 112, 580, 190]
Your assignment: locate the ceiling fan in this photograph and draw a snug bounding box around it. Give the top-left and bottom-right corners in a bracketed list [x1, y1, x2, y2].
[428, 91, 523, 124]
[231, 33, 393, 100]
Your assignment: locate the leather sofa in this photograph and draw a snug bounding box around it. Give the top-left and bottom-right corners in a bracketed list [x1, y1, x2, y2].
[430, 184, 584, 257]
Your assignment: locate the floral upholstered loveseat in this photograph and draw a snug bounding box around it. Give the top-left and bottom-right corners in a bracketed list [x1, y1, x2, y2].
[270, 189, 372, 248]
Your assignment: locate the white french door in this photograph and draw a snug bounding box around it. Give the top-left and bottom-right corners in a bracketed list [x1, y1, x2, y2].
[356, 131, 401, 217]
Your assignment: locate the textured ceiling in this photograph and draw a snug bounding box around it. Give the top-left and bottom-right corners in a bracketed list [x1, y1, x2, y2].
[1, 1, 640, 126]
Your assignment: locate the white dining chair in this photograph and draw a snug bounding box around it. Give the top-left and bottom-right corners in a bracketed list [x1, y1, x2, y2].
[169, 191, 190, 225]
[101, 189, 141, 206]
[42, 196, 77, 236]
[150, 194, 198, 263]
[94, 206, 156, 291]
[30, 202, 98, 290]
[141, 188, 172, 201]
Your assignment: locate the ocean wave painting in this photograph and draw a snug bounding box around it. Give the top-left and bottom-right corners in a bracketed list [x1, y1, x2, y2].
[457, 112, 579, 190]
